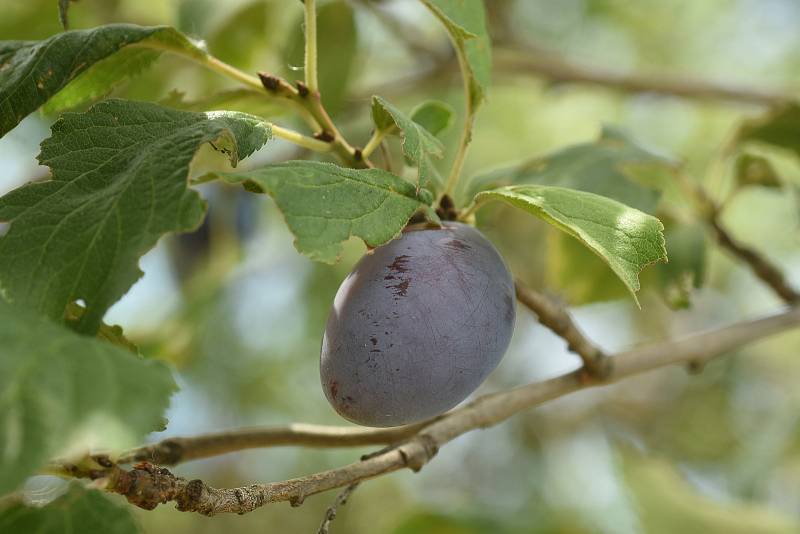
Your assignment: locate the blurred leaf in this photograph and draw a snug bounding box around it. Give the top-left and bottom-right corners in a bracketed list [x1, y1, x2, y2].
[474, 185, 667, 304]
[623, 453, 800, 534]
[159, 88, 288, 117]
[64, 302, 140, 354]
[216, 161, 434, 263]
[0, 24, 208, 134]
[0, 299, 176, 494]
[461, 126, 672, 209]
[656, 221, 707, 309]
[393, 511, 516, 534]
[420, 0, 491, 108]
[734, 153, 782, 190]
[735, 103, 800, 158]
[372, 95, 445, 188]
[0, 484, 139, 533]
[282, 0, 357, 112]
[0, 100, 271, 333]
[411, 100, 454, 137]
[207, 0, 271, 68]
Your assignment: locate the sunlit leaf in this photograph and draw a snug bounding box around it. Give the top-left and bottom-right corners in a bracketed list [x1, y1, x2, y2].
[474, 185, 667, 304]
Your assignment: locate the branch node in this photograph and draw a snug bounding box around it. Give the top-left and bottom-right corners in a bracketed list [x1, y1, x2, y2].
[296, 81, 310, 98]
[258, 72, 280, 92]
[314, 131, 335, 143]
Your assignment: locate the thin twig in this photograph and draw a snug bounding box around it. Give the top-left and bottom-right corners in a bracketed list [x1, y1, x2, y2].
[71, 306, 799, 515]
[678, 173, 800, 304]
[514, 280, 610, 378]
[257, 72, 370, 168]
[116, 422, 429, 466]
[317, 483, 359, 534]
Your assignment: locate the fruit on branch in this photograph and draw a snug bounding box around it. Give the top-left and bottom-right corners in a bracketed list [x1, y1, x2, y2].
[320, 222, 516, 427]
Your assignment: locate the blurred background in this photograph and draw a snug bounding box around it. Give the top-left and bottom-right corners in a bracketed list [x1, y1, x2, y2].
[2, 0, 800, 532]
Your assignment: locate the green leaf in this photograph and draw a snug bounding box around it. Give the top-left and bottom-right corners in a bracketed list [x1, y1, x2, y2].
[462, 126, 673, 209]
[411, 100, 454, 137]
[372, 96, 446, 188]
[0, 483, 139, 533]
[0, 24, 207, 135]
[217, 161, 434, 263]
[159, 88, 288, 118]
[0, 299, 176, 494]
[207, 0, 271, 68]
[735, 103, 800, 158]
[372, 96, 445, 161]
[420, 0, 491, 107]
[656, 222, 706, 309]
[734, 153, 782, 190]
[474, 185, 667, 304]
[282, 1, 357, 112]
[0, 99, 271, 333]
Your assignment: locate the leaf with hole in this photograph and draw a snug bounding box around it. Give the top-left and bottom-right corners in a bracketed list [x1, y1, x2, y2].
[0, 99, 271, 333]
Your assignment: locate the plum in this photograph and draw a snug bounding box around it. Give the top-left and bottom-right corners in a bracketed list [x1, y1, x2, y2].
[320, 222, 515, 427]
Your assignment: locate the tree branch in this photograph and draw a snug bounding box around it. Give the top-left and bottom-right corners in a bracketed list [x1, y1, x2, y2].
[117, 422, 429, 466]
[317, 483, 360, 534]
[680, 174, 800, 304]
[495, 50, 794, 107]
[514, 280, 610, 378]
[81, 305, 800, 515]
[257, 72, 370, 168]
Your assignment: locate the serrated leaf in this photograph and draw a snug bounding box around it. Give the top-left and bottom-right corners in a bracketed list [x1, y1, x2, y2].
[735, 153, 782, 189]
[462, 126, 673, 209]
[372, 96, 445, 161]
[217, 161, 434, 263]
[0, 99, 271, 333]
[411, 100, 454, 137]
[0, 483, 139, 533]
[474, 185, 667, 304]
[372, 96, 445, 188]
[283, 1, 357, 112]
[735, 103, 800, 158]
[0, 300, 176, 494]
[420, 0, 491, 107]
[0, 24, 207, 135]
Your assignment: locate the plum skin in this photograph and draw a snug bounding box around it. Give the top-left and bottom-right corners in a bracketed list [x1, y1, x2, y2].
[320, 222, 516, 427]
